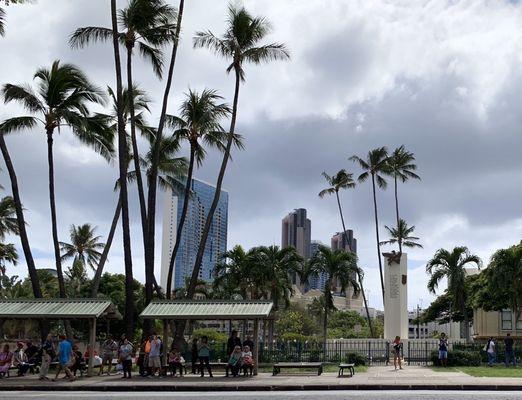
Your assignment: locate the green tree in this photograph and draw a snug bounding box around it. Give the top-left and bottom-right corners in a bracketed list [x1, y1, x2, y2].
[318, 169, 374, 336]
[213, 245, 256, 300]
[0, 0, 29, 37]
[164, 88, 232, 298]
[350, 147, 389, 304]
[188, 3, 290, 302]
[380, 218, 422, 250]
[426, 246, 481, 341]
[387, 146, 420, 253]
[1, 60, 112, 298]
[275, 307, 318, 339]
[327, 310, 369, 339]
[59, 224, 104, 273]
[305, 245, 360, 347]
[0, 196, 18, 238]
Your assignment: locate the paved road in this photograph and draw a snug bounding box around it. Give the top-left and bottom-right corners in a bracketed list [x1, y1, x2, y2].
[1, 392, 521, 400]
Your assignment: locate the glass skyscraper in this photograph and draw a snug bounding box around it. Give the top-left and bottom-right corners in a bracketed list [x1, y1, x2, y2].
[160, 178, 228, 290]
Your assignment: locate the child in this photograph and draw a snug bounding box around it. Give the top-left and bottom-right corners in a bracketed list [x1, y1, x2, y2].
[198, 336, 213, 377]
[226, 345, 243, 377]
[168, 345, 184, 377]
[241, 345, 253, 376]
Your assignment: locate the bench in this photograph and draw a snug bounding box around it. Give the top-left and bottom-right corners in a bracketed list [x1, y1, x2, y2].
[161, 363, 187, 376]
[338, 363, 355, 377]
[272, 362, 323, 376]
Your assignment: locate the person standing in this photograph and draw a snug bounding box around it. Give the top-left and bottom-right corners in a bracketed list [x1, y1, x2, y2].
[486, 337, 496, 367]
[119, 337, 134, 379]
[243, 335, 254, 354]
[191, 337, 199, 374]
[504, 333, 516, 367]
[198, 336, 213, 377]
[148, 333, 162, 378]
[438, 333, 449, 367]
[53, 334, 75, 382]
[100, 335, 118, 376]
[227, 330, 242, 356]
[392, 336, 403, 370]
[38, 346, 52, 380]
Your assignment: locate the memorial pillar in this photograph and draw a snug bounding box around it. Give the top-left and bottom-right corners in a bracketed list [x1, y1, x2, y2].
[384, 252, 408, 340]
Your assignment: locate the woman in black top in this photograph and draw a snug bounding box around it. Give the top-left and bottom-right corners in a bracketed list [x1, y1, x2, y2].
[227, 330, 242, 356]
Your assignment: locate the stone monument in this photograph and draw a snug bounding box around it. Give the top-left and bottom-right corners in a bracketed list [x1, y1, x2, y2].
[383, 252, 408, 340]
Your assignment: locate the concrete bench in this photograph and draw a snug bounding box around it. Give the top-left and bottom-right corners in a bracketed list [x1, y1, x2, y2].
[272, 362, 323, 376]
[338, 363, 355, 377]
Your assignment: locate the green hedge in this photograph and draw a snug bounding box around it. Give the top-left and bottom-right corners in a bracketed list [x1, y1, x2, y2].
[344, 352, 367, 366]
[430, 349, 481, 366]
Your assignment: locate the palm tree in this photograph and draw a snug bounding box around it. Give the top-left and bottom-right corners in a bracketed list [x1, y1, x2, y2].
[188, 3, 290, 300]
[319, 170, 374, 337]
[164, 88, 232, 298]
[0, 0, 28, 37]
[388, 146, 420, 254]
[1, 60, 112, 298]
[213, 245, 256, 300]
[306, 245, 360, 346]
[350, 147, 389, 304]
[70, 1, 177, 286]
[0, 196, 18, 239]
[59, 224, 105, 273]
[426, 246, 481, 341]
[0, 242, 17, 276]
[380, 219, 423, 250]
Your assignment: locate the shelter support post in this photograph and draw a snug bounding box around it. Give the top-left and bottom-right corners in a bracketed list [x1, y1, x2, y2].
[88, 317, 96, 377]
[162, 319, 169, 366]
[253, 318, 259, 376]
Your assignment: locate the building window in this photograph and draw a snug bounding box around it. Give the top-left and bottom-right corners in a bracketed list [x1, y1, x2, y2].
[517, 313, 522, 330]
[501, 310, 513, 330]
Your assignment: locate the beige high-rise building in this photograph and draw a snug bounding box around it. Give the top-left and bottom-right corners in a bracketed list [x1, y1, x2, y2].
[282, 208, 311, 287]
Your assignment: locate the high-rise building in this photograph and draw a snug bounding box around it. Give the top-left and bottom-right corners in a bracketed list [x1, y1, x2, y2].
[282, 208, 311, 286]
[160, 178, 228, 291]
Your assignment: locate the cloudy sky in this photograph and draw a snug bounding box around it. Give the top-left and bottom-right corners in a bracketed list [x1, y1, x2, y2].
[1, 0, 521, 310]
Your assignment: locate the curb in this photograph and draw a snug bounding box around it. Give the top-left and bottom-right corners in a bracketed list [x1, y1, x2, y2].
[1, 384, 522, 391]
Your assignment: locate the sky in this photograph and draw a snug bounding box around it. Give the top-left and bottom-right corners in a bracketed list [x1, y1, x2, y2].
[1, 0, 521, 311]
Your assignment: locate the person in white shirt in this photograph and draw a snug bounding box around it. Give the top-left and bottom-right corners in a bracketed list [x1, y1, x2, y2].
[486, 337, 496, 366]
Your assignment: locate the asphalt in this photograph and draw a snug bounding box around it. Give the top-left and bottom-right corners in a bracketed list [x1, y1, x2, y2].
[0, 366, 521, 392]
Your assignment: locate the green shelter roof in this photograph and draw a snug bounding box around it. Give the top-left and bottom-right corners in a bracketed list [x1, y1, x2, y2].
[0, 298, 121, 319]
[140, 300, 273, 320]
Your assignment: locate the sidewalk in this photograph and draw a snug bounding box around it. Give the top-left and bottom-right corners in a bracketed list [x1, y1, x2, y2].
[1, 366, 521, 391]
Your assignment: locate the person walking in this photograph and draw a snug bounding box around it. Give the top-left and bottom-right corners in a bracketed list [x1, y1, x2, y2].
[38, 345, 52, 380]
[148, 333, 162, 378]
[191, 337, 199, 375]
[438, 333, 449, 367]
[198, 336, 213, 378]
[504, 333, 516, 367]
[53, 334, 75, 382]
[392, 336, 403, 370]
[119, 337, 134, 379]
[486, 337, 496, 367]
[227, 330, 242, 356]
[100, 335, 118, 376]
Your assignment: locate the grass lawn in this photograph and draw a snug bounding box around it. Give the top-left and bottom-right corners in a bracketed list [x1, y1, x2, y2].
[431, 365, 522, 377]
[258, 364, 368, 374]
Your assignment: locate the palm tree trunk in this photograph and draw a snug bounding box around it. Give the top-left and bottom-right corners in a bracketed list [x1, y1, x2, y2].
[144, 0, 185, 310]
[90, 196, 121, 297]
[166, 145, 195, 298]
[187, 67, 241, 300]
[0, 134, 42, 299]
[335, 191, 375, 337]
[371, 173, 385, 305]
[126, 44, 149, 286]
[323, 287, 330, 354]
[46, 129, 66, 298]
[394, 175, 402, 254]
[111, 0, 134, 339]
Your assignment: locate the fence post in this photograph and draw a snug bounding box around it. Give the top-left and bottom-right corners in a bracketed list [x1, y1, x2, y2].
[425, 340, 428, 365]
[368, 341, 371, 365]
[407, 340, 410, 365]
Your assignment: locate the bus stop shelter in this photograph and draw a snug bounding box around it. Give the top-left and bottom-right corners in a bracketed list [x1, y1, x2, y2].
[140, 300, 274, 375]
[0, 298, 121, 377]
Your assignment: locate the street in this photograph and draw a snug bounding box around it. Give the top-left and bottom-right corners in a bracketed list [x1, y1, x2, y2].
[0, 392, 521, 400]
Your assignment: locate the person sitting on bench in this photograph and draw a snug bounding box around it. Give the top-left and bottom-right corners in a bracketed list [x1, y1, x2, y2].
[70, 345, 84, 376]
[226, 346, 243, 377]
[13, 342, 30, 376]
[168, 345, 184, 377]
[0, 344, 13, 378]
[241, 345, 253, 376]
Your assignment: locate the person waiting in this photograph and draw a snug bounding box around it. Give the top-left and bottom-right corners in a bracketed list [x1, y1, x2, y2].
[198, 336, 213, 377]
[13, 342, 30, 376]
[168, 345, 184, 377]
[241, 345, 254, 376]
[0, 344, 13, 378]
[226, 345, 243, 377]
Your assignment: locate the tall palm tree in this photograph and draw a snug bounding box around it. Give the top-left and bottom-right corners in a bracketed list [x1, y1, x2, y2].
[0, 196, 18, 239]
[70, 1, 177, 290]
[188, 3, 290, 300]
[213, 245, 256, 300]
[350, 147, 389, 304]
[306, 245, 360, 346]
[164, 88, 232, 298]
[0, 0, 28, 37]
[110, 0, 134, 338]
[380, 219, 423, 250]
[426, 246, 481, 341]
[0, 242, 17, 276]
[318, 170, 374, 337]
[59, 224, 105, 273]
[1, 60, 112, 298]
[388, 146, 420, 254]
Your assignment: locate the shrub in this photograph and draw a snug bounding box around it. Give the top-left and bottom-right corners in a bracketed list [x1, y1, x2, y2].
[430, 349, 481, 366]
[344, 352, 367, 366]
